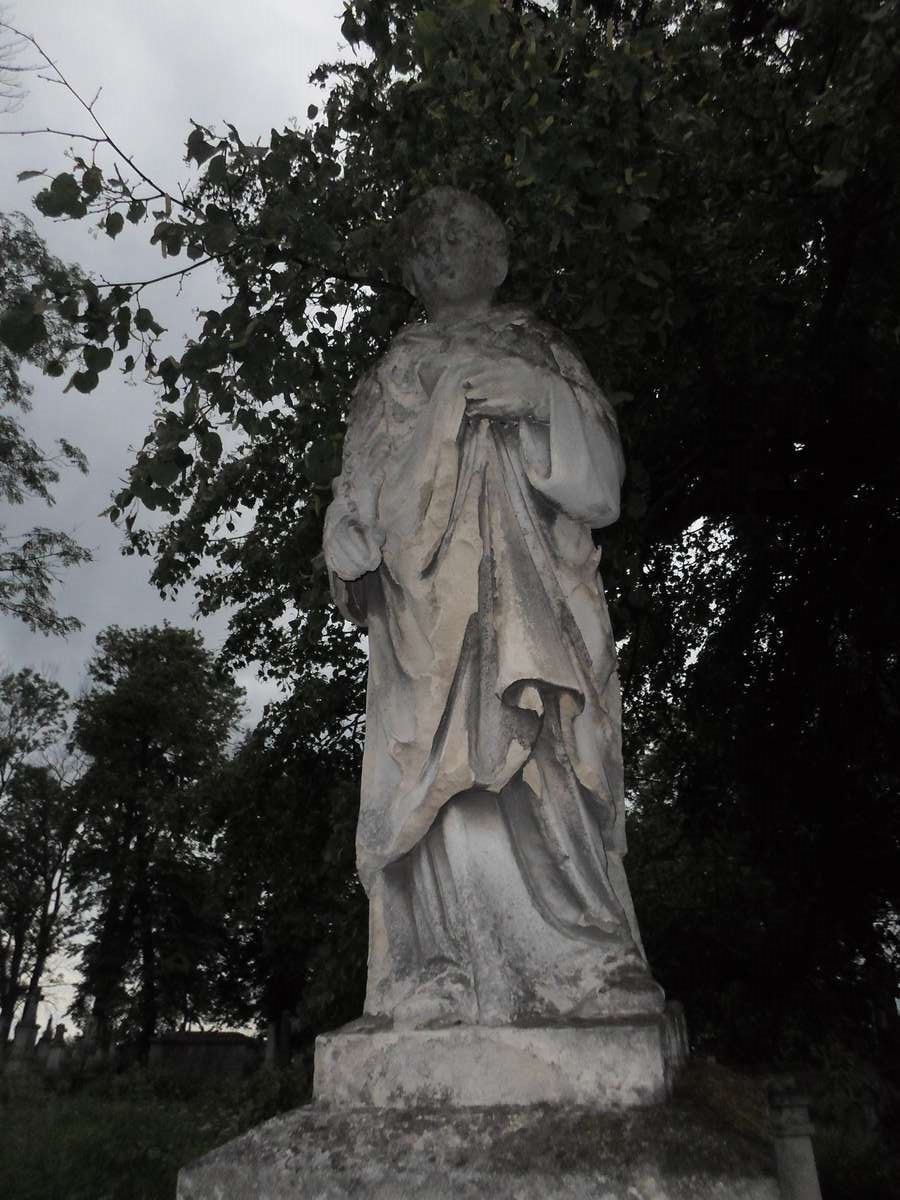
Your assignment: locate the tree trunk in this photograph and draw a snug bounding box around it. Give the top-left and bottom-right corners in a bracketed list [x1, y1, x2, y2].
[0, 915, 28, 1051]
[135, 824, 157, 1057]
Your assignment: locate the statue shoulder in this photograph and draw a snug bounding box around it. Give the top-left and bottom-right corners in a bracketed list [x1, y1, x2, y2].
[501, 309, 620, 425]
[492, 306, 580, 356]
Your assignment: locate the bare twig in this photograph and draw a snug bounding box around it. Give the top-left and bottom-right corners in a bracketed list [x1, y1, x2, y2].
[0, 8, 38, 113]
[0, 19, 200, 214]
[96, 258, 216, 292]
[0, 125, 104, 143]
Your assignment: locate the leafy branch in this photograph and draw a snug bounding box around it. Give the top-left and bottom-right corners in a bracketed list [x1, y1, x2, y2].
[0, 20, 199, 214]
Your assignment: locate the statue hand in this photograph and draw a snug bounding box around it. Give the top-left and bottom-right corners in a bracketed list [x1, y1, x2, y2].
[454, 355, 552, 422]
[324, 514, 385, 580]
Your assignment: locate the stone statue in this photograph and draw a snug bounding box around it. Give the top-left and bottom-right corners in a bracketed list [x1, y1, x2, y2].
[323, 187, 663, 1030]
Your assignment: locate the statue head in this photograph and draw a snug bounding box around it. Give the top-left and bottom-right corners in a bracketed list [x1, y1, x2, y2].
[399, 187, 509, 319]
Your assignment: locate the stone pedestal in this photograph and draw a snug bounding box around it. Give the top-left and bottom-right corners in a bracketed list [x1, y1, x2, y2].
[314, 1005, 688, 1110]
[177, 1013, 780, 1198]
[769, 1080, 823, 1200]
[177, 1083, 779, 1200]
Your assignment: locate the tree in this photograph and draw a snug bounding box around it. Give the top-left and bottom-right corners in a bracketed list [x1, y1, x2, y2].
[209, 654, 368, 1039]
[4, 1, 898, 1062]
[0, 211, 90, 634]
[0, 668, 78, 1048]
[70, 626, 243, 1052]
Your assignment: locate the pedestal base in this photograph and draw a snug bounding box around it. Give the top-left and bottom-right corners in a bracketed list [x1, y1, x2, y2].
[177, 1090, 779, 1200]
[313, 1004, 688, 1110]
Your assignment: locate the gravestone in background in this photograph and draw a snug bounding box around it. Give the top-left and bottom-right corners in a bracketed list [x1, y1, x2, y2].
[6, 990, 40, 1071]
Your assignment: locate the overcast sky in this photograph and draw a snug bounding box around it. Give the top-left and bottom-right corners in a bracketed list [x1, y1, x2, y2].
[1, 0, 348, 1024]
[0, 0, 346, 722]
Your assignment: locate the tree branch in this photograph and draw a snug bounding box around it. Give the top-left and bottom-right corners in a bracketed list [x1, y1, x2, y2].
[0, 126, 103, 143]
[96, 258, 216, 292]
[0, 21, 200, 214]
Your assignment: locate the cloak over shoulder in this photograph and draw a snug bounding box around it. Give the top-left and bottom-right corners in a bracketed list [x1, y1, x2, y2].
[324, 306, 626, 893]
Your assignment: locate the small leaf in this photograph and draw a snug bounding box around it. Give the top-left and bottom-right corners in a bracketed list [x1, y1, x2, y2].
[206, 155, 228, 186]
[82, 166, 103, 198]
[307, 104, 319, 120]
[17, 169, 45, 182]
[158, 356, 181, 387]
[105, 211, 125, 239]
[200, 431, 223, 464]
[203, 223, 236, 255]
[66, 369, 100, 394]
[186, 126, 218, 166]
[84, 345, 114, 372]
[148, 457, 182, 486]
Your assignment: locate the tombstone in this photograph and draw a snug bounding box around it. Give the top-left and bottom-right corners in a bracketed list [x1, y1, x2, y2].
[76, 1014, 108, 1069]
[34, 1018, 53, 1069]
[9, 990, 40, 1063]
[45, 1023, 68, 1075]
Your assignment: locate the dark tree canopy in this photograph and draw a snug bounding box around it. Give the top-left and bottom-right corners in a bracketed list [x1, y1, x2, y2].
[209, 683, 367, 1036]
[70, 625, 244, 1051]
[5, 0, 898, 1064]
[0, 669, 77, 1049]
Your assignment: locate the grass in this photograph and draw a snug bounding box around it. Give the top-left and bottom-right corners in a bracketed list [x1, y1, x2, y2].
[0, 1061, 312, 1200]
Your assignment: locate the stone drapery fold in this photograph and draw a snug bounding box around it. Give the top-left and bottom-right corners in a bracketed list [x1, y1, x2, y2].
[325, 307, 627, 904]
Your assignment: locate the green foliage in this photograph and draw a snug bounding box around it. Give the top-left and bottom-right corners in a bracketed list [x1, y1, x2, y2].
[0, 667, 68, 787]
[13, 0, 900, 1063]
[806, 1040, 900, 1199]
[0, 211, 91, 633]
[0, 669, 78, 1047]
[209, 667, 368, 1031]
[70, 626, 244, 1050]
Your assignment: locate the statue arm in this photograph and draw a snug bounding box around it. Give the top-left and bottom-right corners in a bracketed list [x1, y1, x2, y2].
[519, 338, 625, 529]
[323, 371, 389, 623]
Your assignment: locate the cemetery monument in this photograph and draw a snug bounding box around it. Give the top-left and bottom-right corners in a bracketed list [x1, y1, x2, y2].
[178, 189, 786, 1199]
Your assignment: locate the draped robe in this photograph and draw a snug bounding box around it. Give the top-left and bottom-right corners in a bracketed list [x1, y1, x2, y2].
[324, 306, 662, 1026]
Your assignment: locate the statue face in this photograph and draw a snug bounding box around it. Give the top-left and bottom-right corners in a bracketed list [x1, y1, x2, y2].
[403, 200, 506, 314]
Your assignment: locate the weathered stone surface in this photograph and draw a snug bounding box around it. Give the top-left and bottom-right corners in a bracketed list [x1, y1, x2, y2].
[314, 1005, 687, 1110]
[769, 1079, 823, 1200]
[177, 1082, 779, 1200]
[322, 186, 663, 1030]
